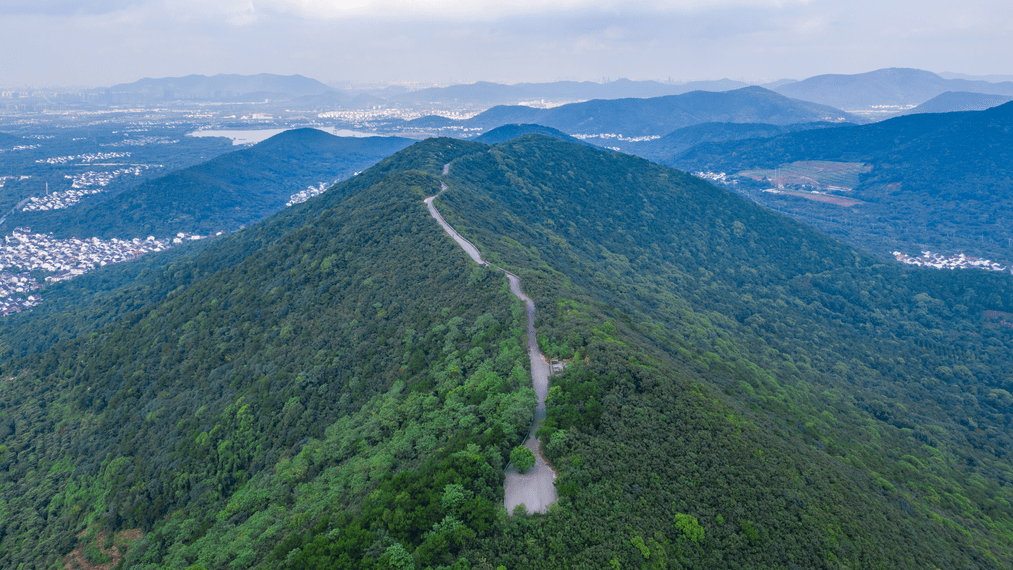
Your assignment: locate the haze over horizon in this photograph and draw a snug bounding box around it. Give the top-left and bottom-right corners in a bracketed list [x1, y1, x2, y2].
[2, 0, 1011, 88]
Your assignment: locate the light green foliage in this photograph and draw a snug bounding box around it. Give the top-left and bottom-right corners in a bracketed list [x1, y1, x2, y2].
[631, 534, 650, 559]
[386, 543, 415, 570]
[510, 445, 536, 473]
[674, 513, 705, 543]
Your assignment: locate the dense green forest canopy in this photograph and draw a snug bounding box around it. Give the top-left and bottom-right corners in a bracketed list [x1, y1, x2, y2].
[615, 121, 854, 163]
[0, 132, 23, 145]
[672, 102, 1013, 264]
[474, 125, 588, 146]
[10, 128, 414, 239]
[0, 135, 1011, 568]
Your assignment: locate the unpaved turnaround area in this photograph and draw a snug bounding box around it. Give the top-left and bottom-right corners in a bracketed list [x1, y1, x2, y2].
[425, 170, 558, 515]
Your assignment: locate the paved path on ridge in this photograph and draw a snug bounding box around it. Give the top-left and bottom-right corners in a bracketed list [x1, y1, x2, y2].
[425, 168, 558, 514]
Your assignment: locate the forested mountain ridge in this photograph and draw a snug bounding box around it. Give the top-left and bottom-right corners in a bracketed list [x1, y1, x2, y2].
[474, 124, 589, 146]
[457, 86, 857, 135]
[434, 135, 1013, 567]
[614, 120, 853, 162]
[0, 136, 1012, 568]
[105, 74, 334, 101]
[0, 138, 538, 567]
[673, 101, 1013, 263]
[905, 91, 1013, 114]
[392, 78, 755, 107]
[11, 128, 414, 239]
[772, 67, 1013, 110]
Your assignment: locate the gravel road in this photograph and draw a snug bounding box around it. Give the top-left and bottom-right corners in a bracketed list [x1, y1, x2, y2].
[425, 170, 558, 514]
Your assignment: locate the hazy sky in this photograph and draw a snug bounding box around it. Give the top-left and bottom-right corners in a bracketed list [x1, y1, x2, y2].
[2, 0, 1011, 88]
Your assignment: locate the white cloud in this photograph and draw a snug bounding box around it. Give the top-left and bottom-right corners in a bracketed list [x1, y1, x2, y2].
[219, 0, 816, 21]
[1, 0, 1011, 87]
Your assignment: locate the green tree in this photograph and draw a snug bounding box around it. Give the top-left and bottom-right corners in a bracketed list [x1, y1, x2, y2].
[510, 445, 536, 473]
[674, 513, 705, 543]
[386, 543, 415, 570]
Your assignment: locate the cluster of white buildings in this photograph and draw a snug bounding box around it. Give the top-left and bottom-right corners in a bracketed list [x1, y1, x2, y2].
[318, 108, 479, 123]
[0, 278, 42, 315]
[0, 230, 173, 277]
[0, 226, 224, 316]
[0, 176, 30, 188]
[22, 186, 104, 212]
[893, 251, 1010, 273]
[102, 136, 178, 147]
[68, 166, 147, 189]
[694, 171, 737, 186]
[287, 181, 335, 207]
[0, 145, 40, 153]
[20, 166, 154, 212]
[572, 133, 661, 142]
[0, 271, 40, 296]
[0, 271, 42, 316]
[36, 151, 131, 165]
[0, 230, 191, 315]
[171, 232, 219, 244]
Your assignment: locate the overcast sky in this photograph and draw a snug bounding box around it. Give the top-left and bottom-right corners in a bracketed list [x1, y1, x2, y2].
[2, 0, 1011, 88]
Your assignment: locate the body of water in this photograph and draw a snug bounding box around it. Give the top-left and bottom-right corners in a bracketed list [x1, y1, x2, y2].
[187, 127, 377, 145]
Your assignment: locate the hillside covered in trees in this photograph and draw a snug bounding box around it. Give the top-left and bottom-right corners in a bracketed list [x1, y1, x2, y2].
[11, 128, 414, 239]
[453, 87, 856, 136]
[671, 102, 1013, 264]
[0, 136, 1011, 568]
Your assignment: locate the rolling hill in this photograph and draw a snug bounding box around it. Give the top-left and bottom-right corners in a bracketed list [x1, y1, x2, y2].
[392, 78, 754, 107]
[0, 132, 22, 146]
[905, 91, 1013, 114]
[773, 67, 1013, 110]
[473, 124, 588, 145]
[12, 128, 415, 238]
[0, 135, 1012, 568]
[104, 73, 336, 102]
[458, 86, 856, 136]
[673, 101, 1013, 264]
[615, 120, 854, 162]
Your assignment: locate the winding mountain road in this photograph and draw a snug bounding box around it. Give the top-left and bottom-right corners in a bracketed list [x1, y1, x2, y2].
[426, 167, 558, 515]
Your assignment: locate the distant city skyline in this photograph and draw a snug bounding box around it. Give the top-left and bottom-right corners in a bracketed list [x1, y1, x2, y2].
[2, 0, 1011, 88]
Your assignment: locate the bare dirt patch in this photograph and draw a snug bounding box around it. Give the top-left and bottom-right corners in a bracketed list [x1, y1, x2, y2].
[63, 528, 142, 570]
[772, 190, 866, 207]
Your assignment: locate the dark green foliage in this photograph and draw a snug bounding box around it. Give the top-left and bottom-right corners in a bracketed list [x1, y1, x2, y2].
[0, 139, 531, 568]
[475, 124, 589, 146]
[434, 134, 1013, 567]
[0, 238, 218, 361]
[618, 120, 854, 162]
[2, 134, 1013, 569]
